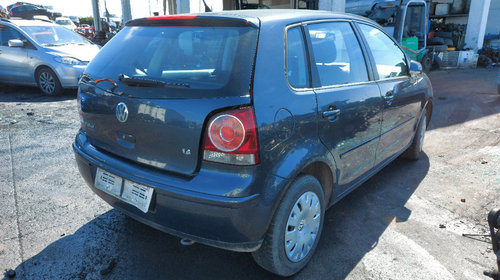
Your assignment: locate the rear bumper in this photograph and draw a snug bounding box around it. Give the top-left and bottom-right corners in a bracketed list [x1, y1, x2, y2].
[73, 131, 286, 252]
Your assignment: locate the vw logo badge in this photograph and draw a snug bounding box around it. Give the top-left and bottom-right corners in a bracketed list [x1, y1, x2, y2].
[115, 102, 129, 123]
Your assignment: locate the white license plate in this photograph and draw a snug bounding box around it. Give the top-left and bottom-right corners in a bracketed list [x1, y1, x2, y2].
[94, 168, 153, 213]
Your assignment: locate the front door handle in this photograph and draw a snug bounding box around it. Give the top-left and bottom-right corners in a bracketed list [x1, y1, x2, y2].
[322, 107, 340, 122]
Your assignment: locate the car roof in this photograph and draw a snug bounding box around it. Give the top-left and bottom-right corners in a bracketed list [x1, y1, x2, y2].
[129, 9, 375, 27]
[4, 19, 57, 27]
[204, 9, 367, 21]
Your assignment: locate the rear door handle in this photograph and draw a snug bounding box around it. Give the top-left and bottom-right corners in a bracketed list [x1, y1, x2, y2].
[322, 107, 340, 122]
[384, 91, 394, 105]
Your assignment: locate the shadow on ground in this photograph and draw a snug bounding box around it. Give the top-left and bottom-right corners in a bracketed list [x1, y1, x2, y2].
[427, 68, 500, 131]
[9, 154, 429, 279]
[0, 85, 76, 103]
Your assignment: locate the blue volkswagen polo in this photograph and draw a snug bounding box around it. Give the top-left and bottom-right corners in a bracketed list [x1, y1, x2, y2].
[73, 10, 433, 276]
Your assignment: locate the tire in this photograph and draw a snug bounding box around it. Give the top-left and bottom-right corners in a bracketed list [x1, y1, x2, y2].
[428, 37, 444, 45]
[402, 108, 427, 161]
[434, 31, 453, 39]
[36, 67, 62, 96]
[252, 175, 325, 276]
[421, 53, 432, 73]
[443, 38, 454, 47]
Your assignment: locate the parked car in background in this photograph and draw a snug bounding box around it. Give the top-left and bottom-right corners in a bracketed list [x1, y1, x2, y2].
[497, 68, 500, 95]
[73, 10, 433, 276]
[76, 27, 94, 39]
[55, 17, 77, 31]
[0, 5, 7, 18]
[345, 0, 398, 15]
[43, 5, 62, 19]
[6, 2, 32, 12]
[69, 16, 80, 26]
[0, 18, 100, 95]
[9, 4, 60, 20]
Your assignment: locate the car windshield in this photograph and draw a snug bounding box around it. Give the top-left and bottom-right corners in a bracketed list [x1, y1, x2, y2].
[20, 25, 90, 46]
[56, 19, 72, 25]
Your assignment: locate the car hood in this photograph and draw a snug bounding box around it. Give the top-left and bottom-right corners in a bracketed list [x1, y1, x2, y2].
[45, 44, 100, 62]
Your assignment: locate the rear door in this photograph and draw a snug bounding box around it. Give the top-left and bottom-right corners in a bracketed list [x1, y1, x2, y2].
[79, 17, 259, 176]
[356, 23, 424, 165]
[308, 21, 384, 193]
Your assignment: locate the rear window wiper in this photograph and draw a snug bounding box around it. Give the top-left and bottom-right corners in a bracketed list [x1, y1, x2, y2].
[118, 74, 190, 88]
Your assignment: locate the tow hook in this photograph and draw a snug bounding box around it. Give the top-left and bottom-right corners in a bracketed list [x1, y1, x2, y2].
[180, 238, 195, 246]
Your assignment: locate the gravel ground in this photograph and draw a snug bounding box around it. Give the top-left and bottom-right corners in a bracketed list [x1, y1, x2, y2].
[1, 68, 500, 280]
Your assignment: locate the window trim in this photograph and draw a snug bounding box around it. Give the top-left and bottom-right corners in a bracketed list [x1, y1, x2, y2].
[353, 21, 411, 82]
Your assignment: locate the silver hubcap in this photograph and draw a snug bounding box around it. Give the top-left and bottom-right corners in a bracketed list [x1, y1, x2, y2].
[418, 115, 426, 151]
[285, 191, 321, 263]
[39, 71, 55, 94]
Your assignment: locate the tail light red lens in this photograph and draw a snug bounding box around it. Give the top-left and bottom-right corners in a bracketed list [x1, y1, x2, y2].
[203, 107, 259, 165]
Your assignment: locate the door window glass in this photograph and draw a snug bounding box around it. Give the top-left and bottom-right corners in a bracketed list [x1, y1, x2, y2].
[0, 26, 24, 46]
[358, 24, 409, 79]
[286, 26, 309, 88]
[308, 22, 369, 87]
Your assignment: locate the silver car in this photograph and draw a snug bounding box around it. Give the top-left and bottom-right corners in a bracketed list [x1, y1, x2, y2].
[0, 18, 100, 95]
[345, 0, 398, 15]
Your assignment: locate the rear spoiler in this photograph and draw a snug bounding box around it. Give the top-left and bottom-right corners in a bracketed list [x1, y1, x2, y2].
[126, 14, 259, 28]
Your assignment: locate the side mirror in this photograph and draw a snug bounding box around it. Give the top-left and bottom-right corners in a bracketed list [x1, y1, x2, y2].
[8, 39, 24, 48]
[409, 60, 422, 74]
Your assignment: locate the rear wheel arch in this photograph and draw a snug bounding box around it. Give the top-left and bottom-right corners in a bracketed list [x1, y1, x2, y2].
[300, 161, 335, 206]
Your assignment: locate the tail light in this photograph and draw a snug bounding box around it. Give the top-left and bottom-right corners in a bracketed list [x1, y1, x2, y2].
[203, 107, 259, 165]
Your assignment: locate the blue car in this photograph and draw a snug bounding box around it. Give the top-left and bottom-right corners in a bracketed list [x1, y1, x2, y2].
[497, 68, 500, 94]
[73, 10, 433, 276]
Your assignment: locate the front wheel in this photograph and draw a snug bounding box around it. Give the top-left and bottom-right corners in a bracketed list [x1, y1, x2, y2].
[402, 108, 427, 161]
[252, 175, 325, 276]
[36, 67, 62, 96]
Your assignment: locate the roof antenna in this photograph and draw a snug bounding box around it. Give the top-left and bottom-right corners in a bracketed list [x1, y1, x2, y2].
[202, 0, 212, 12]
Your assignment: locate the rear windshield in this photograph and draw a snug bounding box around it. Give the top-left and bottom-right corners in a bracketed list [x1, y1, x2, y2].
[85, 25, 258, 98]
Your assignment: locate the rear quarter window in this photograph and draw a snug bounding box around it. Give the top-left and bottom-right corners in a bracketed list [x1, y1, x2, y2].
[286, 26, 310, 89]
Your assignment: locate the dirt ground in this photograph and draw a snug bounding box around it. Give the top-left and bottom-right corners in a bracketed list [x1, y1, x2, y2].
[1, 68, 499, 279]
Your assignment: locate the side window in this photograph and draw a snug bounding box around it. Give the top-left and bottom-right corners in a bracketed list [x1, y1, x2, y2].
[286, 26, 310, 89]
[308, 21, 369, 87]
[0, 26, 24, 46]
[358, 24, 409, 79]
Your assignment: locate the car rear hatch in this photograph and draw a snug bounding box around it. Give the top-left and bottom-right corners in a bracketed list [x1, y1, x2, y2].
[78, 15, 259, 176]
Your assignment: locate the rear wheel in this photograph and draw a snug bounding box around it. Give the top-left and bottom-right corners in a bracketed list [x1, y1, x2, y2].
[36, 67, 62, 96]
[402, 108, 427, 161]
[252, 175, 325, 276]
